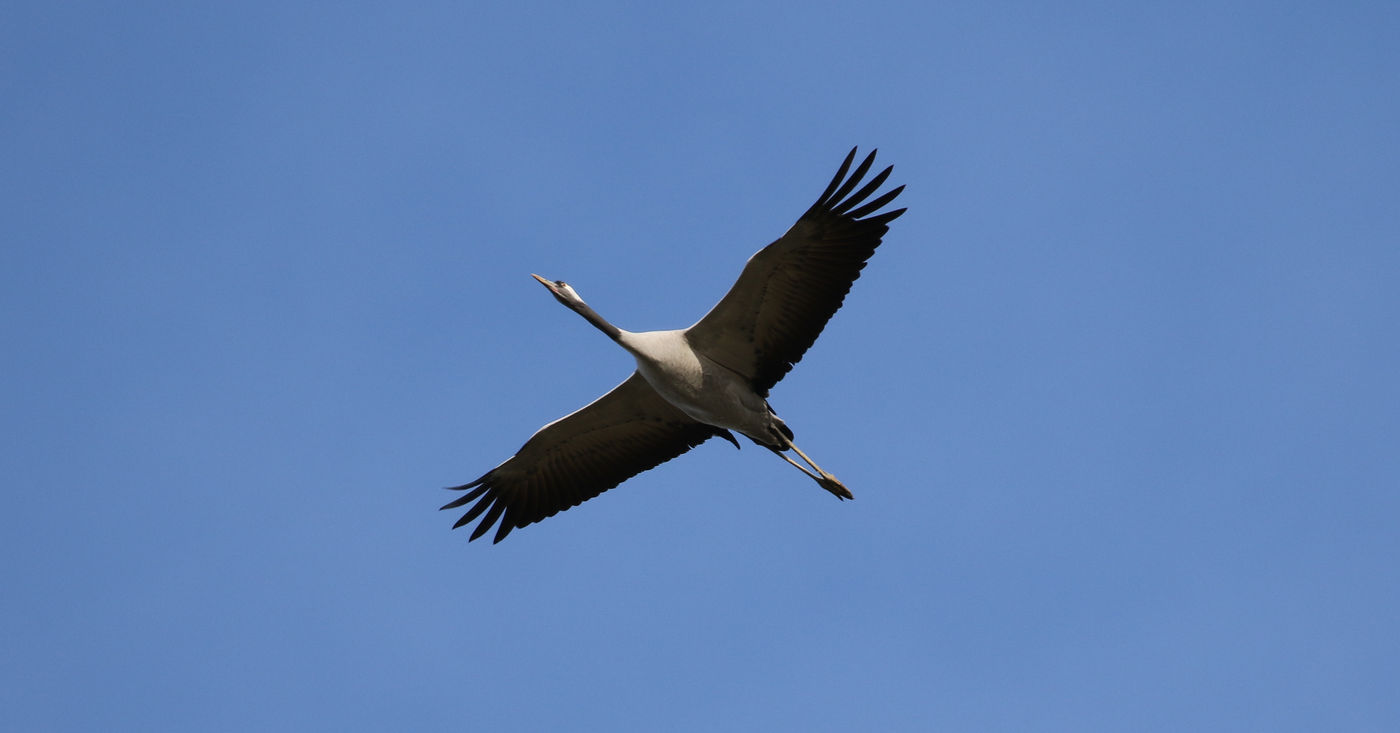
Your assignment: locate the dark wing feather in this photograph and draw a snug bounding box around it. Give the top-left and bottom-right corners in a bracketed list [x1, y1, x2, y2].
[442, 371, 721, 543]
[685, 147, 905, 396]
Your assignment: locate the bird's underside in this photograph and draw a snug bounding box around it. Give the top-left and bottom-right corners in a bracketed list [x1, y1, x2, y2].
[444, 147, 905, 543]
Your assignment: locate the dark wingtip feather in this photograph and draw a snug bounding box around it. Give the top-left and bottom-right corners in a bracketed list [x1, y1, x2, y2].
[443, 476, 485, 493]
[814, 148, 859, 207]
[824, 150, 877, 208]
[452, 493, 496, 528]
[868, 207, 907, 226]
[846, 184, 905, 220]
[440, 480, 490, 510]
[468, 499, 508, 542]
[831, 165, 893, 216]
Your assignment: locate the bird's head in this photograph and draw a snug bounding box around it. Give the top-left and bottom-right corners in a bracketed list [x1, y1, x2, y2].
[531, 274, 621, 340]
[532, 273, 587, 309]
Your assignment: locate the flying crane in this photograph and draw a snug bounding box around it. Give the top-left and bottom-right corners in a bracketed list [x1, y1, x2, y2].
[444, 148, 905, 542]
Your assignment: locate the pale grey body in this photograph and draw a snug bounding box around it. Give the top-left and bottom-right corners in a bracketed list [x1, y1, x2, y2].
[620, 329, 778, 445]
[443, 148, 905, 543]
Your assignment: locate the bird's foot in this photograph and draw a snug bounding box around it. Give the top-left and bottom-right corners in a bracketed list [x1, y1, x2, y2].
[819, 475, 854, 501]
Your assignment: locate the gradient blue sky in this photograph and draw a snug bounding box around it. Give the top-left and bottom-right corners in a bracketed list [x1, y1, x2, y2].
[4, 2, 1398, 730]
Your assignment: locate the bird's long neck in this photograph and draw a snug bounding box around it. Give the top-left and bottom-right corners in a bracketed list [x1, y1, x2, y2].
[570, 300, 622, 341]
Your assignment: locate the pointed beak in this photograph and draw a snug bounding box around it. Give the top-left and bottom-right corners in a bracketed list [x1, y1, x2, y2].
[531, 273, 556, 293]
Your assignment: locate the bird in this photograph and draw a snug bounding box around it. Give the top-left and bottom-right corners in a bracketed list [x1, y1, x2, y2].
[443, 147, 905, 543]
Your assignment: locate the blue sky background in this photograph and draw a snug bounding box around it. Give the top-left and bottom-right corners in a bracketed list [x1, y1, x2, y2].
[4, 2, 1398, 730]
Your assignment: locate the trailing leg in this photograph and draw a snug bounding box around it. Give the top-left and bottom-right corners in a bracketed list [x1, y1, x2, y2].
[765, 438, 854, 500]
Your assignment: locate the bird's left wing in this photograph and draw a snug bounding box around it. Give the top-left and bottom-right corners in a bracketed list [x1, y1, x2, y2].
[442, 371, 726, 543]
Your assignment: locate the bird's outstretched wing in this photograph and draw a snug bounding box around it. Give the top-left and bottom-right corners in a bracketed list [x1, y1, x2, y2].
[685, 147, 905, 396]
[442, 372, 727, 543]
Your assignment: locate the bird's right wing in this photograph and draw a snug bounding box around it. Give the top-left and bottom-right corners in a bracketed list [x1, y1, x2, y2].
[685, 147, 905, 396]
[442, 371, 724, 543]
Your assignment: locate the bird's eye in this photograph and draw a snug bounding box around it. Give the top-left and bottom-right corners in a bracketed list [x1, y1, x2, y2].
[556, 281, 567, 287]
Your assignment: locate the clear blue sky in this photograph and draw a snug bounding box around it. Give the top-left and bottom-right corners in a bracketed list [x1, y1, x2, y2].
[4, 2, 1397, 730]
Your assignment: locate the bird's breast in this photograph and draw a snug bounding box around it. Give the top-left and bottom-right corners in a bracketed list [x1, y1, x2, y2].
[630, 340, 704, 402]
[621, 330, 769, 435]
